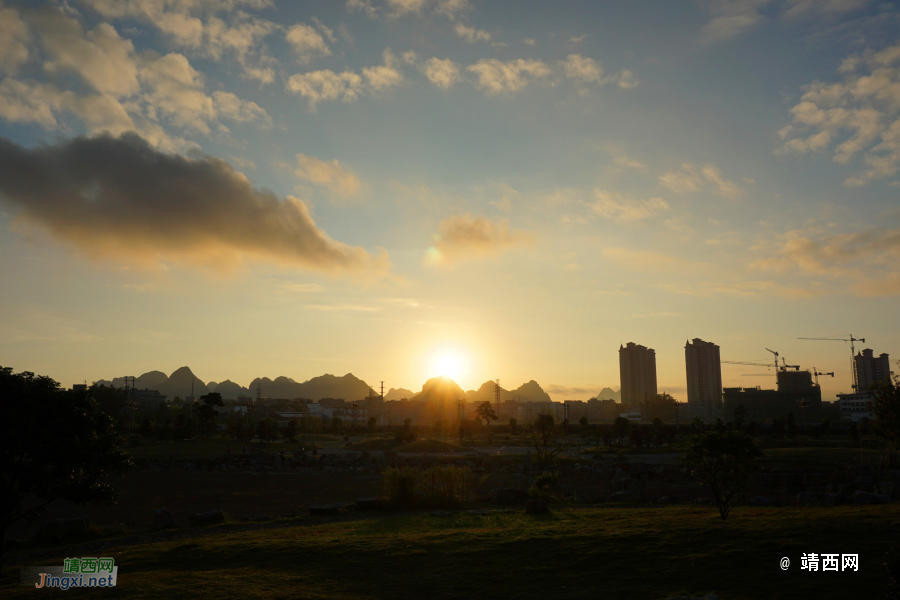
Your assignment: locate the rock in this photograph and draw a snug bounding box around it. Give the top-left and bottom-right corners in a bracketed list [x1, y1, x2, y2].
[154, 509, 177, 529]
[851, 490, 891, 505]
[747, 496, 771, 506]
[32, 517, 91, 542]
[607, 491, 632, 503]
[490, 488, 529, 505]
[820, 493, 850, 507]
[188, 510, 225, 526]
[658, 496, 684, 504]
[355, 497, 381, 510]
[525, 499, 549, 514]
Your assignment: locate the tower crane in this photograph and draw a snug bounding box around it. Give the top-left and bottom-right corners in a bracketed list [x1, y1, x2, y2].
[721, 360, 772, 368]
[798, 335, 865, 390]
[765, 348, 779, 372]
[811, 367, 834, 387]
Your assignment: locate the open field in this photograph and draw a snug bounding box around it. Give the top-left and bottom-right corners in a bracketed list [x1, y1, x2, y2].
[3, 504, 899, 599]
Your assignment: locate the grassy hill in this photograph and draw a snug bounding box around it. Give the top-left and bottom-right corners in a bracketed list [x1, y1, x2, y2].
[3, 504, 898, 599]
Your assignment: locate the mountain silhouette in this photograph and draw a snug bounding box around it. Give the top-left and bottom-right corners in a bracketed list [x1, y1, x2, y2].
[595, 387, 621, 401]
[210, 379, 249, 399]
[155, 366, 210, 399]
[384, 387, 414, 400]
[465, 380, 551, 403]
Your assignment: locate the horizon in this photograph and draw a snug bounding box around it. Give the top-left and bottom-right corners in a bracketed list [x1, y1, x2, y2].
[1, 0, 898, 404]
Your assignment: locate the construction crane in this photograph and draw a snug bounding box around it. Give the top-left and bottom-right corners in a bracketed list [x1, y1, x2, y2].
[812, 367, 834, 387]
[765, 348, 779, 372]
[741, 373, 774, 376]
[798, 335, 865, 390]
[780, 358, 800, 371]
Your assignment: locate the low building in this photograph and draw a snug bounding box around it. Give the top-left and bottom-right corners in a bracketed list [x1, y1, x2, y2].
[723, 386, 822, 425]
[517, 401, 564, 425]
[837, 392, 875, 422]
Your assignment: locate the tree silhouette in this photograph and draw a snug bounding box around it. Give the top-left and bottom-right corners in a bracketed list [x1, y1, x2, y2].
[475, 401, 498, 428]
[0, 367, 132, 567]
[682, 431, 762, 520]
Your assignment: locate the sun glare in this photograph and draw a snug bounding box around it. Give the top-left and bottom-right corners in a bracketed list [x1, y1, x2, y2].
[432, 352, 463, 381]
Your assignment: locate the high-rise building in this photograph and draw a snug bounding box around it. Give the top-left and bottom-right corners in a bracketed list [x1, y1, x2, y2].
[855, 349, 891, 392]
[619, 342, 658, 405]
[685, 339, 722, 415]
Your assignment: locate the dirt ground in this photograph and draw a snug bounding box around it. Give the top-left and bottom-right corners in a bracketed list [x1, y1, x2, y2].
[8, 470, 380, 539]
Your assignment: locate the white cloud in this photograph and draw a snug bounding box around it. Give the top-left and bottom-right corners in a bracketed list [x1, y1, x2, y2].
[454, 23, 490, 43]
[613, 155, 647, 172]
[434, 0, 471, 18]
[81, 0, 277, 84]
[287, 49, 403, 107]
[563, 54, 602, 83]
[0, 3, 30, 75]
[523, 38, 536, 46]
[212, 91, 271, 127]
[467, 58, 551, 95]
[0, 7, 269, 146]
[35, 12, 140, 97]
[699, 0, 771, 44]
[285, 23, 331, 64]
[589, 190, 669, 222]
[562, 54, 637, 88]
[286, 69, 363, 108]
[782, 0, 870, 20]
[779, 41, 900, 186]
[295, 154, 361, 198]
[659, 163, 744, 198]
[422, 57, 459, 89]
[346, 0, 379, 19]
[362, 49, 404, 91]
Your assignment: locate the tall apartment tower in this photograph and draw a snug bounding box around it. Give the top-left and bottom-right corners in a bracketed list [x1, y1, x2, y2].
[619, 342, 658, 405]
[855, 349, 892, 392]
[685, 339, 723, 409]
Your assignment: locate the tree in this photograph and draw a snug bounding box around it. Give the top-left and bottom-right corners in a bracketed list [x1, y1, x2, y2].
[681, 431, 763, 520]
[652, 417, 664, 448]
[644, 393, 678, 422]
[283, 420, 299, 442]
[197, 392, 224, 436]
[527, 414, 561, 470]
[138, 417, 154, 437]
[733, 405, 747, 431]
[612, 416, 630, 446]
[872, 381, 900, 446]
[787, 412, 797, 439]
[0, 367, 132, 566]
[475, 401, 498, 428]
[367, 416, 377, 433]
[508, 417, 518, 434]
[578, 415, 589, 429]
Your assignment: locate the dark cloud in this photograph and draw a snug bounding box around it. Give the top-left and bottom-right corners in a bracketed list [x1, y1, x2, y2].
[0, 133, 388, 274]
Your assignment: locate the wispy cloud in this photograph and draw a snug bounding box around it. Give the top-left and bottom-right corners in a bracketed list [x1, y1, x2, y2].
[294, 154, 362, 198]
[425, 214, 534, 265]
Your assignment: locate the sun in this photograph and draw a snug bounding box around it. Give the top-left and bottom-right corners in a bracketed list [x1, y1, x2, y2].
[432, 352, 463, 381]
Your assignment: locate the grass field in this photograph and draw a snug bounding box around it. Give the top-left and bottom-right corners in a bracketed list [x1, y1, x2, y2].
[3, 504, 898, 599]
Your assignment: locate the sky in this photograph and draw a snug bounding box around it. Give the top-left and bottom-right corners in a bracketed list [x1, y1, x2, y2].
[0, 0, 898, 402]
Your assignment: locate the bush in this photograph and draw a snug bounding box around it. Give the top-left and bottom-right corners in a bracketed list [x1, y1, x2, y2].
[381, 468, 418, 509]
[529, 471, 559, 502]
[379, 466, 474, 509]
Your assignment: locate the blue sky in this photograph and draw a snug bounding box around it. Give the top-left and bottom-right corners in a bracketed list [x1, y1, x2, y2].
[0, 0, 898, 401]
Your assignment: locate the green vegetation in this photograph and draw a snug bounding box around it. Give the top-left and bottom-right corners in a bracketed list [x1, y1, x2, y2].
[393, 439, 465, 453]
[3, 505, 898, 599]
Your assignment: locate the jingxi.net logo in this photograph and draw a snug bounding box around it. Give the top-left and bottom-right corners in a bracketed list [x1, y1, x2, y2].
[21, 557, 118, 589]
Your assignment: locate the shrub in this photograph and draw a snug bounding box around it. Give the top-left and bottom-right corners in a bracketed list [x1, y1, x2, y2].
[381, 468, 418, 509]
[379, 466, 474, 509]
[529, 471, 559, 502]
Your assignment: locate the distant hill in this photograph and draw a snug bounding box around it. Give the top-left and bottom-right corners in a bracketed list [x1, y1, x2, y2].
[248, 373, 374, 401]
[385, 387, 414, 400]
[210, 380, 249, 399]
[155, 366, 210, 399]
[412, 377, 467, 404]
[465, 380, 552, 403]
[595, 387, 621, 401]
[138, 370, 169, 388]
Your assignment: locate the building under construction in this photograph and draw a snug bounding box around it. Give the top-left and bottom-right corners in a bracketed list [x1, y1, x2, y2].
[723, 367, 822, 426]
